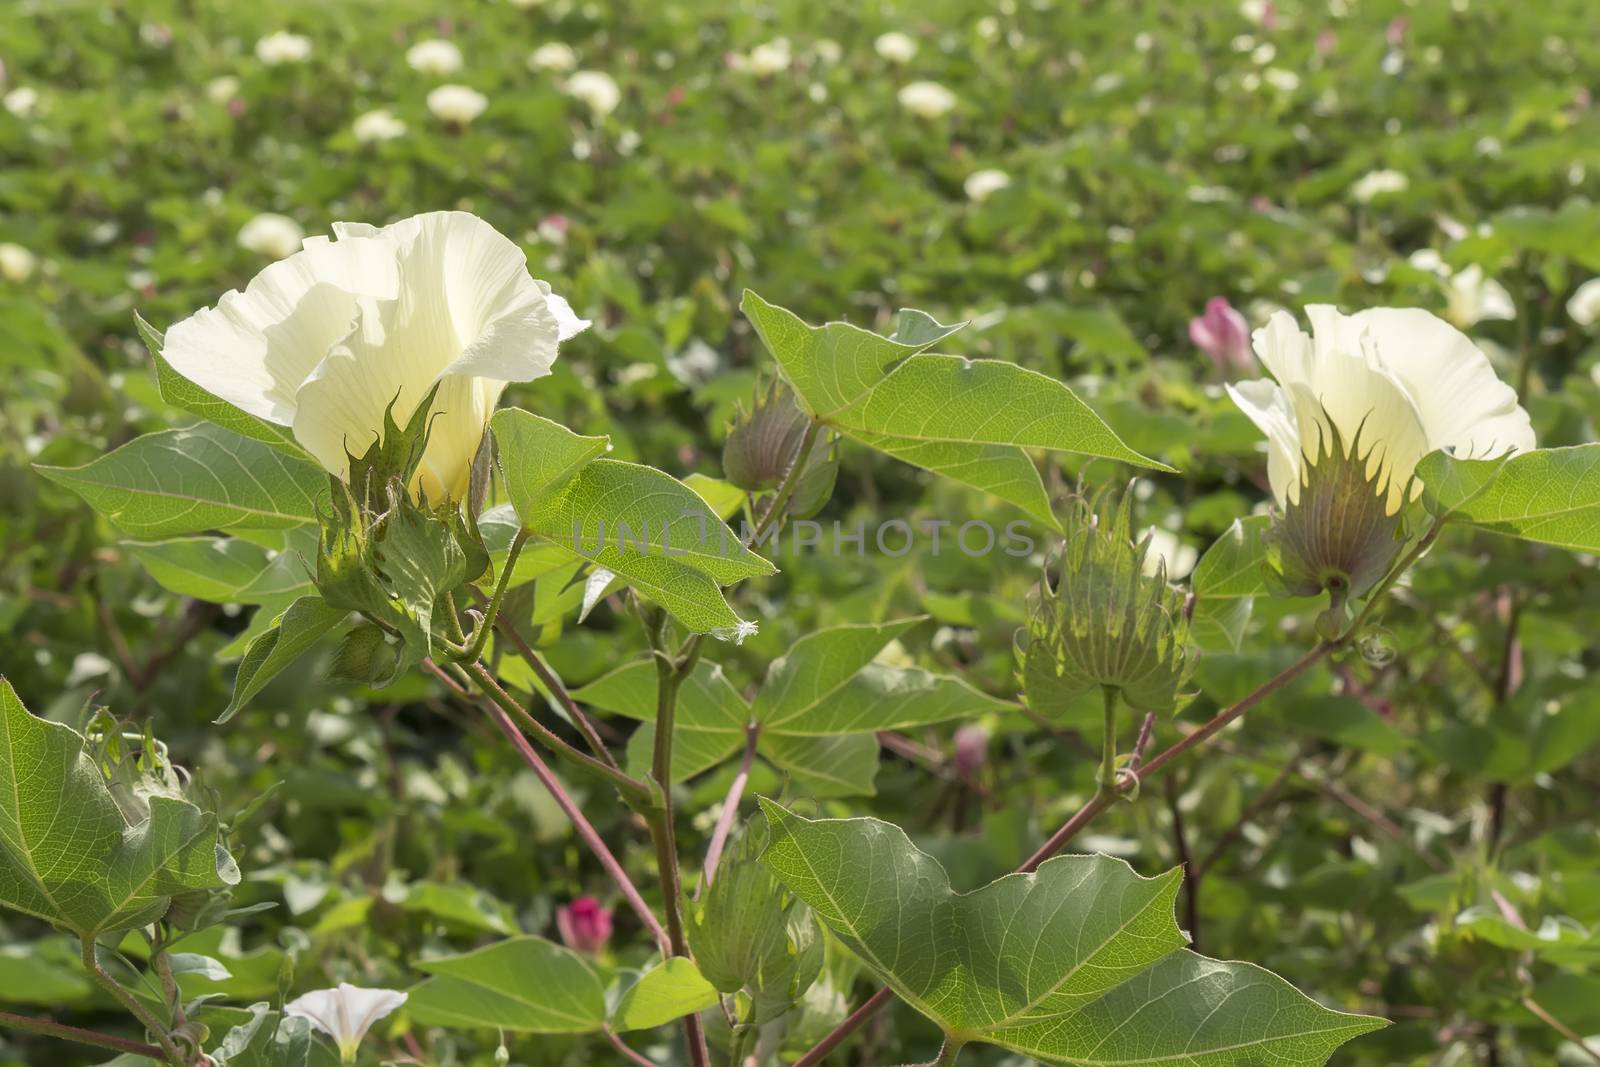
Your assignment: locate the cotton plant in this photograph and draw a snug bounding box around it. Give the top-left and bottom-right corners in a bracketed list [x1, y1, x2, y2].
[8, 192, 1600, 1067]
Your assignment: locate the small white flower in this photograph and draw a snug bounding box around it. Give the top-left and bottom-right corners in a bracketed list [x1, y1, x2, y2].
[1381, 50, 1404, 76]
[874, 31, 918, 64]
[1568, 277, 1600, 327]
[352, 108, 406, 143]
[1228, 306, 1534, 514]
[1408, 248, 1447, 276]
[1474, 136, 1503, 157]
[1445, 265, 1516, 328]
[529, 42, 577, 72]
[0, 242, 37, 283]
[166, 211, 589, 504]
[406, 39, 463, 76]
[1239, 0, 1271, 22]
[565, 70, 621, 117]
[813, 39, 843, 65]
[1350, 169, 1409, 203]
[427, 84, 488, 125]
[256, 31, 312, 66]
[808, 82, 828, 103]
[1252, 42, 1277, 65]
[206, 76, 240, 104]
[964, 168, 1012, 202]
[237, 213, 305, 260]
[898, 81, 956, 119]
[1264, 68, 1300, 92]
[746, 38, 792, 77]
[285, 984, 407, 1064]
[4, 86, 39, 118]
[1142, 527, 1197, 580]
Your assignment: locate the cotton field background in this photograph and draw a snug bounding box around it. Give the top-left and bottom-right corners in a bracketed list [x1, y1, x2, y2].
[4, 0, 1600, 1065]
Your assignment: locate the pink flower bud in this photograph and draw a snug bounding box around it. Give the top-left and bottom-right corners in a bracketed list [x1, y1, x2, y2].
[952, 725, 989, 780]
[1188, 297, 1255, 375]
[556, 897, 613, 955]
[1385, 17, 1407, 47]
[1260, 2, 1279, 30]
[1315, 30, 1337, 57]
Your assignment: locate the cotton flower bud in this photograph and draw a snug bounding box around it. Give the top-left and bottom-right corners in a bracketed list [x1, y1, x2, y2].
[1188, 297, 1254, 375]
[722, 377, 837, 520]
[557, 897, 614, 955]
[1016, 487, 1194, 717]
[952, 724, 989, 781]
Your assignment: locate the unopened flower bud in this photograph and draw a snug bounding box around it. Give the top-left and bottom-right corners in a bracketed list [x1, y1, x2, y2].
[951, 724, 989, 780]
[722, 377, 836, 519]
[557, 896, 613, 955]
[1189, 297, 1255, 375]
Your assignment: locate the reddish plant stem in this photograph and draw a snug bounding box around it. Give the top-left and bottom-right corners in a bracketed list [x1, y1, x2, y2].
[496, 620, 621, 766]
[0, 1011, 168, 1061]
[604, 1027, 661, 1067]
[700, 724, 761, 896]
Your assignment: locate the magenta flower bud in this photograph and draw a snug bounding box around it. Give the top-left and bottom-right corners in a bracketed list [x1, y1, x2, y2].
[1316, 30, 1337, 57]
[1188, 297, 1255, 375]
[557, 897, 613, 955]
[952, 725, 990, 781]
[1385, 17, 1407, 47]
[1260, 1, 1279, 30]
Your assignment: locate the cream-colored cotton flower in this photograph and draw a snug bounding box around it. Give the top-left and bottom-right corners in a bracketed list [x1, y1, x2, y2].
[565, 70, 621, 117]
[256, 31, 312, 66]
[529, 42, 578, 72]
[352, 109, 406, 143]
[206, 76, 240, 104]
[427, 84, 487, 125]
[1142, 527, 1198, 580]
[407, 39, 463, 76]
[1228, 306, 1534, 515]
[874, 31, 917, 63]
[1350, 169, 1408, 203]
[1444, 265, 1515, 328]
[746, 38, 793, 77]
[285, 984, 406, 1064]
[964, 169, 1012, 202]
[899, 81, 956, 119]
[4, 86, 38, 118]
[0, 243, 37, 282]
[1568, 277, 1600, 327]
[163, 211, 589, 504]
[237, 213, 305, 260]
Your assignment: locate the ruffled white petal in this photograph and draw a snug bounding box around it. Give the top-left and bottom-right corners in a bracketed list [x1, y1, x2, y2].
[1226, 378, 1301, 507]
[161, 238, 397, 425]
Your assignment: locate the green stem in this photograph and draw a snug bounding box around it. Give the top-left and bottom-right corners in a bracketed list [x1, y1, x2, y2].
[80, 938, 187, 1066]
[925, 1036, 965, 1066]
[457, 527, 529, 663]
[1098, 686, 1120, 792]
[0, 1010, 168, 1060]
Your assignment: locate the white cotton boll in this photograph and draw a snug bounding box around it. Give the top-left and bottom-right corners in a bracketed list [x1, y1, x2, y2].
[898, 81, 956, 119]
[529, 42, 577, 72]
[874, 31, 917, 64]
[237, 213, 305, 260]
[427, 85, 488, 125]
[963, 169, 1011, 202]
[1350, 169, 1409, 203]
[565, 70, 621, 117]
[0, 243, 37, 282]
[256, 31, 312, 66]
[406, 39, 463, 77]
[352, 108, 406, 143]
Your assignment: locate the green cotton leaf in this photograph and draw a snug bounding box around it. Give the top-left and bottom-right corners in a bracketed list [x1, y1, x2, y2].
[683, 473, 747, 521]
[0, 679, 241, 938]
[1456, 909, 1600, 966]
[478, 505, 573, 589]
[752, 619, 1015, 735]
[208, 1003, 312, 1067]
[1189, 596, 1254, 654]
[832, 354, 1172, 472]
[609, 958, 721, 1032]
[576, 660, 748, 782]
[490, 407, 612, 511]
[406, 936, 609, 1033]
[124, 537, 277, 603]
[760, 733, 881, 797]
[1417, 445, 1600, 553]
[837, 429, 1057, 530]
[138, 314, 306, 457]
[758, 802, 1386, 1066]
[38, 424, 329, 539]
[219, 596, 348, 723]
[1191, 515, 1272, 599]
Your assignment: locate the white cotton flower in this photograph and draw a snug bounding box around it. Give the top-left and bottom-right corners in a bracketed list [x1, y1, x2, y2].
[964, 168, 1011, 202]
[237, 213, 305, 260]
[746, 38, 792, 77]
[256, 31, 312, 66]
[1568, 277, 1600, 327]
[1142, 527, 1197, 580]
[1408, 248, 1448, 276]
[0, 243, 37, 282]
[352, 108, 406, 143]
[164, 211, 590, 504]
[427, 84, 487, 125]
[565, 70, 621, 117]
[1264, 68, 1300, 92]
[285, 984, 407, 1064]
[813, 39, 843, 65]
[898, 81, 956, 119]
[1239, 0, 1271, 22]
[1227, 305, 1534, 515]
[874, 31, 918, 64]
[406, 39, 463, 76]
[1350, 169, 1409, 203]
[1445, 265, 1515, 328]
[206, 76, 240, 104]
[529, 42, 577, 72]
[4, 86, 38, 118]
